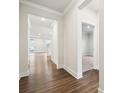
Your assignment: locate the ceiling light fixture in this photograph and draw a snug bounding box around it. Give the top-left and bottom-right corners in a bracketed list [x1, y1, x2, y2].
[87, 25, 90, 29]
[41, 17, 46, 21]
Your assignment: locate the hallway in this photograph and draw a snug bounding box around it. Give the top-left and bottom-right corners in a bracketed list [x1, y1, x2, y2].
[19, 53, 99, 93]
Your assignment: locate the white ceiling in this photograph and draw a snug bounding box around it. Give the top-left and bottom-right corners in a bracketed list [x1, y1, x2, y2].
[87, 0, 99, 12]
[27, 0, 73, 12]
[29, 14, 54, 28]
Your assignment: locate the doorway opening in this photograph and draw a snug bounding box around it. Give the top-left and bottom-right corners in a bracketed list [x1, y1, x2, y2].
[78, 0, 100, 77]
[82, 23, 95, 73]
[28, 14, 58, 75]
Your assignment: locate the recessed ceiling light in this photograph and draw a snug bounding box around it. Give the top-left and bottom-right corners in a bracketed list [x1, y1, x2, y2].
[41, 17, 46, 21]
[87, 25, 90, 29]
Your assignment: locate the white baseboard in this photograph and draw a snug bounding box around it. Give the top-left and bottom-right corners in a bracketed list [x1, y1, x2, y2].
[19, 70, 30, 79]
[93, 65, 99, 70]
[63, 65, 83, 79]
[98, 88, 104, 93]
[93, 67, 99, 70]
[51, 59, 57, 66]
[57, 64, 63, 69]
[83, 67, 94, 72]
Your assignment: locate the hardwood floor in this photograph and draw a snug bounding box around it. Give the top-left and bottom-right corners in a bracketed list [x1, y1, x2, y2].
[19, 53, 99, 93]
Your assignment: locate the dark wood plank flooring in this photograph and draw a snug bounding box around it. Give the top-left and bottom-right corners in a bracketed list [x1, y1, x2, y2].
[19, 53, 99, 93]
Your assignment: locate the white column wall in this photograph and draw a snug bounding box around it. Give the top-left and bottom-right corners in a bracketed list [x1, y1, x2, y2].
[98, 0, 104, 92]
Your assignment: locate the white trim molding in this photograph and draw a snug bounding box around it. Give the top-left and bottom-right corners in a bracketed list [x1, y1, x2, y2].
[98, 88, 104, 93]
[19, 0, 62, 16]
[63, 0, 78, 15]
[93, 65, 99, 70]
[19, 70, 30, 79]
[78, 0, 91, 10]
[57, 64, 63, 69]
[63, 65, 83, 79]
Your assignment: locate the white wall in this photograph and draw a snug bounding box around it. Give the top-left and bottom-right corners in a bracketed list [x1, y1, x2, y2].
[63, 4, 80, 78]
[98, 0, 104, 93]
[51, 22, 58, 65]
[82, 31, 94, 56]
[19, 7, 29, 76]
[87, 32, 93, 55]
[19, 3, 63, 76]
